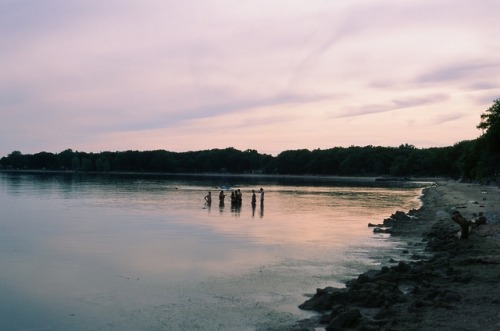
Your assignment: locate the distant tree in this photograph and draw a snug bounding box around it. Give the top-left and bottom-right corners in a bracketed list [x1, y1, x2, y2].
[71, 156, 80, 171]
[276, 149, 311, 174]
[389, 155, 409, 176]
[1, 136, 495, 179]
[58, 149, 75, 170]
[2, 151, 24, 169]
[81, 157, 94, 171]
[399, 143, 416, 149]
[475, 98, 500, 178]
[456, 140, 482, 179]
[102, 159, 111, 172]
[31, 151, 57, 169]
[477, 98, 500, 153]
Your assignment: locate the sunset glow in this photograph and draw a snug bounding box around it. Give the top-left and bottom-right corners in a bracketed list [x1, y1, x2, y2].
[1, 0, 499, 156]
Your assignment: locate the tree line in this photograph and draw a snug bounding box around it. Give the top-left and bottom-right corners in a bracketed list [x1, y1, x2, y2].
[2, 99, 499, 181]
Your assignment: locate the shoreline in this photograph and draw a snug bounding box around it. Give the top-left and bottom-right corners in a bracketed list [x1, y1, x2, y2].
[0, 169, 435, 187]
[291, 180, 500, 331]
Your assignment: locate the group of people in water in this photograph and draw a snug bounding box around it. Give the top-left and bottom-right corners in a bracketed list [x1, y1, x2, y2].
[205, 187, 264, 208]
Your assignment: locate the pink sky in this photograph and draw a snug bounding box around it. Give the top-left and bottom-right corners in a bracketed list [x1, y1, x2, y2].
[1, 0, 499, 156]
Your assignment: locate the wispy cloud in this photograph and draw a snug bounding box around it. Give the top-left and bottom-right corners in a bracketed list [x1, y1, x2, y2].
[417, 62, 500, 85]
[334, 94, 450, 118]
[1, 1, 499, 155]
[431, 113, 468, 125]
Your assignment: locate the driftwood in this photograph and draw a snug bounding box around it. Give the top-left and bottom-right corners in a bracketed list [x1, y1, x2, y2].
[451, 211, 487, 239]
[451, 210, 471, 239]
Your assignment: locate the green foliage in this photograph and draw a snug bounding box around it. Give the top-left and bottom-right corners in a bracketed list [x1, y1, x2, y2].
[1, 99, 500, 180]
[478, 101, 500, 151]
[477, 98, 500, 137]
[0, 144, 480, 179]
[477, 98, 500, 175]
[0, 144, 488, 179]
[0, 148, 273, 174]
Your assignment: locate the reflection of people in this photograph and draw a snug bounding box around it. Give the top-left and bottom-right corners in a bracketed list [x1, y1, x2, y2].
[236, 189, 242, 204]
[251, 190, 257, 217]
[204, 191, 212, 205]
[259, 188, 264, 204]
[219, 190, 225, 206]
[230, 191, 236, 205]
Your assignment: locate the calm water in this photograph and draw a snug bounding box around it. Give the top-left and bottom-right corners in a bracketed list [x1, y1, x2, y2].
[0, 172, 425, 330]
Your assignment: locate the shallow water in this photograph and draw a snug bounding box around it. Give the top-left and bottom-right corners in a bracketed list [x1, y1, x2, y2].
[0, 172, 424, 330]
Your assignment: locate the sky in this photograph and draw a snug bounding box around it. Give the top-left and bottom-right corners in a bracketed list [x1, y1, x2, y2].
[1, 0, 499, 157]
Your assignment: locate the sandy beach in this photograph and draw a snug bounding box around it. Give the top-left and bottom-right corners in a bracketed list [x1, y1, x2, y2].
[292, 180, 500, 331]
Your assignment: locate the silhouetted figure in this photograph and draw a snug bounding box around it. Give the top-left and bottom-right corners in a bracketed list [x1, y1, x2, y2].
[219, 190, 225, 207]
[251, 190, 257, 217]
[236, 189, 242, 205]
[259, 188, 264, 204]
[204, 191, 212, 206]
[230, 191, 236, 205]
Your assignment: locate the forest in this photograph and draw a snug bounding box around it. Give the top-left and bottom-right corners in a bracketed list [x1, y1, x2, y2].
[1, 99, 499, 181]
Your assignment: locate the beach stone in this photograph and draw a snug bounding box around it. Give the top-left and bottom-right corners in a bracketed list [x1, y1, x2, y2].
[392, 211, 411, 221]
[325, 308, 362, 330]
[296, 181, 500, 331]
[352, 269, 380, 285]
[396, 261, 411, 272]
[373, 227, 392, 234]
[299, 287, 350, 311]
[352, 281, 405, 308]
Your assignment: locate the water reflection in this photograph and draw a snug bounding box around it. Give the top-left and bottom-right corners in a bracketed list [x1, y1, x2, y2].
[0, 172, 426, 330]
[204, 201, 211, 213]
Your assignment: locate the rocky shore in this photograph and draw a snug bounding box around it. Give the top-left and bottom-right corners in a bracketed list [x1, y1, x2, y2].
[291, 180, 500, 331]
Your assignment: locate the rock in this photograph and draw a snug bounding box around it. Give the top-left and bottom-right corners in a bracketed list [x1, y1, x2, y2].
[326, 308, 362, 330]
[373, 227, 392, 234]
[296, 181, 500, 331]
[392, 210, 411, 221]
[351, 281, 405, 308]
[299, 287, 350, 311]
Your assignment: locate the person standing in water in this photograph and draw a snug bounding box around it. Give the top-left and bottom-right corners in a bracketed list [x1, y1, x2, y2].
[259, 188, 264, 204]
[251, 189, 256, 207]
[204, 191, 212, 205]
[230, 191, 236, 205]
[219, 190, 225, 206]
[236, 189, 242, 205]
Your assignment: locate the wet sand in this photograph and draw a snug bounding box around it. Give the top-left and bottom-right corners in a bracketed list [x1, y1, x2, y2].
[291, 180, 500, 331]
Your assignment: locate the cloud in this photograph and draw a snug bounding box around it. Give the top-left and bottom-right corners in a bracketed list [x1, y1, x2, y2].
[1, 1, 500, 156]
[431, 113, 468, 125]
[334, 94, 450, 118]
[417, 62, 500, 85]
[106, 89, 333, 135]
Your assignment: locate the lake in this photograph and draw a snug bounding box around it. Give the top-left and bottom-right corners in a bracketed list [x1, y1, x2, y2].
[0, 172, 426, 330]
